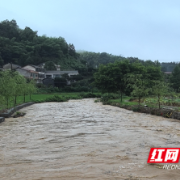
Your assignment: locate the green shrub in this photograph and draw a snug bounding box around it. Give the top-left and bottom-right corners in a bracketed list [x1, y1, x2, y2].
[16, 111, 21, 115]
[102, 100, 111, 105]
[79, 92, 85, 97]
[101, 94, 110, 102]
[94, 99, 100, 103]
[45, 95, 67, 102]
[132, 106, 141, 112]
[82, 93, 100, 98]
[100, 93, 119, 103]
[65, 96, 82, 100]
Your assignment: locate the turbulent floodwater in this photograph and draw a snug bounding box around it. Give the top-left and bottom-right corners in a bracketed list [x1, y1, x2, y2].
[0, 99, 180, 180]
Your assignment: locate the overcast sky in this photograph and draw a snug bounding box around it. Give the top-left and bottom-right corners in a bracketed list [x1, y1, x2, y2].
[1, 0, 180, 62]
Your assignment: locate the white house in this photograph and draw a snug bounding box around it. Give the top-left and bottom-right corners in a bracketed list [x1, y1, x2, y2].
[22, 65, 45, 83]
[16, 68, 41, 83]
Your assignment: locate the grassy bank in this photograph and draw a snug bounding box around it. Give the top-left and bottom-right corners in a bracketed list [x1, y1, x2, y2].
[0, 92, 101, 112]
[99, 94, 180, 119]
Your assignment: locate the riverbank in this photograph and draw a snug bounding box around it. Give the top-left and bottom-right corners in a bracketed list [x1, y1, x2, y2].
[0, 92, 101, 113]
[0, 92, 101, 121]
[99, 95, 180, 121]
[104, 101, 180, 120]
[0, 102, 34, 118]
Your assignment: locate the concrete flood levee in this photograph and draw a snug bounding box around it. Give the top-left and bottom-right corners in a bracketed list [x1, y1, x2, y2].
[0, 99, 180, 179]
[0, 102, 34, 118]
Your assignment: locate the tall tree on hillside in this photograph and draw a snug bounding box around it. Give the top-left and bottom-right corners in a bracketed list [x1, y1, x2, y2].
[44, 61, 56, 70]
[99, 52, 110, 64]
[68, 44, 76, 57]
[0, 19, 19, 39]
[19, 27, 37, 41]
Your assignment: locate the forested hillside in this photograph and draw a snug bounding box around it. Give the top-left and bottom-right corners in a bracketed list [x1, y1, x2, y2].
[161, 62, 179, 72]
[0, 19, 84, 69]
[78, 51, 161, 69]
[0, 19, 178, 72]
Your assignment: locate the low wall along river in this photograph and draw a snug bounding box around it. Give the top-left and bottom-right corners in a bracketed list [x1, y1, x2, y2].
[0, 99, 180, 179]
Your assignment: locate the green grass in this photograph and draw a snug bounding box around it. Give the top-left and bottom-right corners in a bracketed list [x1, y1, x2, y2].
[109, 96, 138, 106]
[107, 95, 180, 109]
[0, 92, 101, 111]
[3, 92, 180, 113]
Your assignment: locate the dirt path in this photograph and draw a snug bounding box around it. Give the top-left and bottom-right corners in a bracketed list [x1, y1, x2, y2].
[0, 99, 180, 180]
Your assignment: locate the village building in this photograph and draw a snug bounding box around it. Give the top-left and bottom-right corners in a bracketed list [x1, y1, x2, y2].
[16, 68, 40, 82]
[22, 65, 46, 83]
[3, 63, 21, 70]
[45, 70, 78, 79]
[2, 63, 79, 84]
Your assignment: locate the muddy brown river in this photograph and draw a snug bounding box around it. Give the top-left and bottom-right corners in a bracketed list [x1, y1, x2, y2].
[0, 99, 180, 180]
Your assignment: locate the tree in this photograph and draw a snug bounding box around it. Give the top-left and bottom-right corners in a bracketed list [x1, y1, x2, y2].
[152, 81, 168, 109]
[12, 71, 26, 105]
[27, 80, 37, 100]
[68, 44, 76, 57]
[44, 61, 56, 70]
[21, 79, 29, 103]
[128, 74, 149, 105]
[0, 19, 19, 39]
[94, 64, 117, 93]
[0, 94, 6, 111]
[19, 27, 37, 41]
[0, 70, 15, 108]
[170, 65, 180, 92]
[94, 60, 130, 102]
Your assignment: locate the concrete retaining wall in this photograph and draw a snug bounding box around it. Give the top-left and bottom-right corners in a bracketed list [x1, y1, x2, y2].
[0, 117, 5, 123]
[0, 102, 35, 119]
